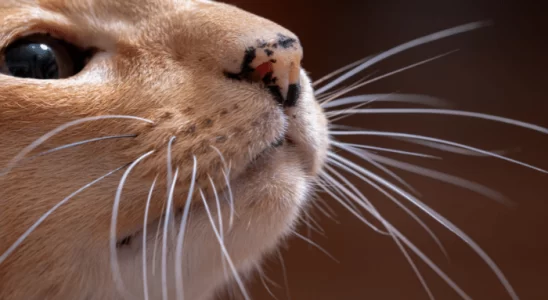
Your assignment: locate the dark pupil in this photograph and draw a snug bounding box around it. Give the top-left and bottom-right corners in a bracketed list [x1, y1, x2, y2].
[4, 43, 59, 79]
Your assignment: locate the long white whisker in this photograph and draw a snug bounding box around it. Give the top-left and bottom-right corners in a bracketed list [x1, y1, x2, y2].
[336, 142, 440, 159]
[28, 134, 136, 159]
[328, 108, 548, 134]
[328, 152, 519, 300]
[361, 149, 508, 203]
[318, 72, 380, 104]
[211, 146, 235, 229]
[330, 141, 423, 196]
[166, 137, 176, 197]
[110, 151, 155, 298]
[0, 164, 127, 265]
[334, 141, 505, 201]
[326, 159, 448, 259]
[316, 175, 368, 221]
[313, 55, 372, 88]
[175, 156, 198, 300]
[399, 139, 513, 156]
[319, 172, 388, 235]
[166, 137, 178, 244]
[386, 221, 470, 299]
[320, 170, 436, 299]
[316, 176, 370, 226]
[152, 201, 166, 276]
[1, 115, 153, 176]
[330, 130, 547, 174]
[388, 225, 436, 300]
[321, 51, 457, 107]
[162, 167, 179, 300]
[200, 190, 251, 300]
[142, 176, 158, 300]
[322, 93, 448, 109]
[209, 175, 229, 283]
[315, 21, 489, 94]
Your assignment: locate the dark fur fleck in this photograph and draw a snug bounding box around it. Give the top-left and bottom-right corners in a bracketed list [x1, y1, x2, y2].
[277, 33, 298, 49]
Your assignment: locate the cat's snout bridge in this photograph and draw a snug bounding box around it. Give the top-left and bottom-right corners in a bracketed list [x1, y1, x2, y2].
[224, 33, 303, 108]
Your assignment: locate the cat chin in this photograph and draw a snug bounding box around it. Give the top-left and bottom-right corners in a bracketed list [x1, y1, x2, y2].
[111, 144, 314, 300]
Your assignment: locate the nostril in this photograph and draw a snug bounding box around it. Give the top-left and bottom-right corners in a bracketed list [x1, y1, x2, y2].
[254, 61, 274, 82]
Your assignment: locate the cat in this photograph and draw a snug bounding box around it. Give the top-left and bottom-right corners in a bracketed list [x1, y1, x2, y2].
[0, 0, 545, 299]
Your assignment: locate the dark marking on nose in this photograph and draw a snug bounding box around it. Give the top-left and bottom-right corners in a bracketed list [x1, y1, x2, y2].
[277, 34, 298, 49]
[267, 85, 284, 105]
[224, 36, 302, 108]
[286, 83, 301, 107]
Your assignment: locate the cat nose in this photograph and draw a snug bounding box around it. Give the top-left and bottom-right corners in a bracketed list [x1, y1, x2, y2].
[224, 34, 303, 108]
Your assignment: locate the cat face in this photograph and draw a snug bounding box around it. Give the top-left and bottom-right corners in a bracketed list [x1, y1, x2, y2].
[0, 0, 329, 299]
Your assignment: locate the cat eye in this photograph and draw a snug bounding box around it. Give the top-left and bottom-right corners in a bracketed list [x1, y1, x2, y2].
[0, 34, 90, 80]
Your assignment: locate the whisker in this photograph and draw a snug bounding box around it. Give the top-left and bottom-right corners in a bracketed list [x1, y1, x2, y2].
[316, 176, 371, 225]
[315, 21, 490, 94]
[313, 55, 372, 88]
[291, 231, 339, 263]
[360, 149, 508, 203]
[0, 164, 127, 265]
[386, 221, 471, 300]
[310, 195, 338, 221]
[330, 130, 548, 173]
[299, 210, 326, 236]
[387, 225, 436, 300]
[209, 175, 229, 282]
[276, 249, 292, 300]
[330, 141, 423, 196]
[166, 137, 176, 197]
[110, 151, 155, 298]
[328, 152, 519, 300]
[399, 139, 513, 156]
[320, 51, 458, 107]
[326, 158, 449, 259]
[256, 266, 279, 300]
[322, 93, 448, 109]
[327, 108, 548, 134]
[319, 171, 388, 235]
[166, 137, 178, 248]
[317, 72, 379, 104]
[200, 190, 251, 300]
[334, 142, 440, 159]
[142, 176, 158, 300]
[28, 134, 136, 160]
[211, 146, 236, 229]
[319, 169, 436, 298]
[152, 200, 166, 276]
[1, 115, 153, 176]
[162, 167, 179, 300]
[175, 156, 198, 300]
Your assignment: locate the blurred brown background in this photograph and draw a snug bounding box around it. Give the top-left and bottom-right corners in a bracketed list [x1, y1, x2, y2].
[227, 1, 547, 299]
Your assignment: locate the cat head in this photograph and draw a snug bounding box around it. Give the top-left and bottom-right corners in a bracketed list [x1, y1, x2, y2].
[0, 0, 329, 299]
